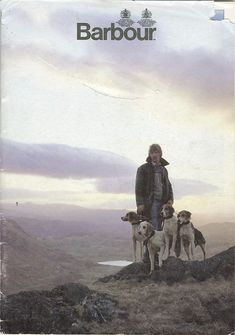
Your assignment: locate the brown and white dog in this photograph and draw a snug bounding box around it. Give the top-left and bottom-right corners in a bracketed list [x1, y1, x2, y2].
[161, 204, 178, 259]
[177, 210, 195, 260]
[138, 221, 165, 274]
[177, 210, 206, 261]
[121, 212, 145, 262]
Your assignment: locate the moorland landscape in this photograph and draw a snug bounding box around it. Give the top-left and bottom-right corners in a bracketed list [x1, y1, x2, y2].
[1, 202, 235, 334]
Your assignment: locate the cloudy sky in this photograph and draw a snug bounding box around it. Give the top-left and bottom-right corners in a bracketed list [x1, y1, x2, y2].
[1, 0, 234, 221]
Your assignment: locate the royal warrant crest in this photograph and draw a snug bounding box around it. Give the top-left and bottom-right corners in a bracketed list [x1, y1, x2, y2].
[117, 9, 134, 27]
[138, 8, 156, 27]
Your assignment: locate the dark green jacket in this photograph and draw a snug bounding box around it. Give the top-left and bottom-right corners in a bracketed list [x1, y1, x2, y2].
[135, 156, 174, 218]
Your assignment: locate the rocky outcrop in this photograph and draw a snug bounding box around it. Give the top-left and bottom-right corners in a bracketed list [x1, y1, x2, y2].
[1, 282, 128, 334]
[187, 247, 235, 281]
[81, 292, 128, 323]
[99, 246, 235, 284]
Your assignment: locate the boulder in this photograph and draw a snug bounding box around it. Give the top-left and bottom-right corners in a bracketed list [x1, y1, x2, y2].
[51, 282, 91, 304]
[81, 292, 128, 323]
[1, 290, 81, 334]
[1, 282, 128, 334]
[188, 246, 235, 281]
[151, 256, 185, 284]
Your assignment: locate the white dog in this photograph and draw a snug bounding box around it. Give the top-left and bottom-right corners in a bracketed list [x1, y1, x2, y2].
[138, 221, 165, 274]
[161, 204, 178, 259]
[121, 212, 145, 262]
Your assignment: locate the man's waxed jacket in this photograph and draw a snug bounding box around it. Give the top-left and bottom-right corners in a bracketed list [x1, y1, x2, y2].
[135, 156, 174, 218]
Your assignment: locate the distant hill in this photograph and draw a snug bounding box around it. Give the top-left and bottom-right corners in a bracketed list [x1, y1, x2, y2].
[199, 221, 235, 256]
[2, 202, 125, 223]
[2, 216, 235, 296]
[9, 215, 130, 240]
[3, 219, 97, 294]
[2, 203, 129, 239]
[3, 203, 235, 263]
[4, 203, 235, 243]
[2, 203, 234, 295]
[200, 221, 235, 236]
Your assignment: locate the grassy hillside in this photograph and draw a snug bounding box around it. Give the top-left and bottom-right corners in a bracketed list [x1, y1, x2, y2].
[4, 220, 95, 294]
[91, 277, 234, 335]
[3, 276, 234, 335]
[2, 248, 234, 335]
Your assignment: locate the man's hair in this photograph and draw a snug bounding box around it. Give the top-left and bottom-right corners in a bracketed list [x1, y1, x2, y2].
[148, 144, 162, 156]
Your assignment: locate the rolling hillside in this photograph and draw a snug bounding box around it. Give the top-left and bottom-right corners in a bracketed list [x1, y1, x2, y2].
[3, 203, 129, 239]
[3, 219, 94, 294]
[2, 203, 234, 294]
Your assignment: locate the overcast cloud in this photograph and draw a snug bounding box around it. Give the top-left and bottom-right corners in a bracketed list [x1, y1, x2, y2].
[2, 1, 234, 117]
[1, 139, 136, 179]
[1, 139, 218, 199]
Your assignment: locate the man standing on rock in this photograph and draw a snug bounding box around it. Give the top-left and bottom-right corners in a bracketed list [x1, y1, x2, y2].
[135, 144, 174, 231]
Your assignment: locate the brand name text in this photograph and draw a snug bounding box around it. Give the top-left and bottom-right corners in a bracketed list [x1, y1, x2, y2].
[77, 23, 156, 41]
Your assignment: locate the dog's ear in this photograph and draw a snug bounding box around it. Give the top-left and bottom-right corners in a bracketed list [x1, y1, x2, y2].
[128, 212, 138, 222]
[146, 222, 154, 235]
[170, 206, 175, 215]
[186, 211, 192, 219]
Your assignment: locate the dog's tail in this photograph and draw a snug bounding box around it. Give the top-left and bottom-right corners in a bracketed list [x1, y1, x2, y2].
[194, 228, 206, 246]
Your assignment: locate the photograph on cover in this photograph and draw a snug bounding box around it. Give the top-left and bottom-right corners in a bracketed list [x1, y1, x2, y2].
[0, 1, 234, 334]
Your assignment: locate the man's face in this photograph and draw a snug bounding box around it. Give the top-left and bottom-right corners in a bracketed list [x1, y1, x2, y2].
[150, 151, 161, 164]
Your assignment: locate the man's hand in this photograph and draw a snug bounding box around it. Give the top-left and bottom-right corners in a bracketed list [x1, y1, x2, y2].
[137, 204, 145, 214]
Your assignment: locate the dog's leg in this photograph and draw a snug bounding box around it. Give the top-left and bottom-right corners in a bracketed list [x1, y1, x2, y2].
[164, 234, 170, 259]
[180, 237, 184, 259]
[162, 243, 166, 261]
[148, 246, 155, 275]
[132, 238, 137, 262]
[190, 240, 195, 260]
[171, 233, 177, 257]
[200, 243, 206, 261]
[184, 243, 190, 260]
[159, 246, 165, 268]
[190, 235, 195, 260]
[139, 242, 143, 262]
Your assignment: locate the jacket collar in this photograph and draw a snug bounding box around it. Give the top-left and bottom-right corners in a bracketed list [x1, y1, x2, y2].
[146, 156, 170, 166]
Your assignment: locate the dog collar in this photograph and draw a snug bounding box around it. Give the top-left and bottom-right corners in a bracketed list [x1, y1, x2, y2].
[163, 215, 174, 220]
[131, 218, 148, 226]
[180, 220, 190, 226]
[131, 222, 139, 226]
[144, 230, 155, 246]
